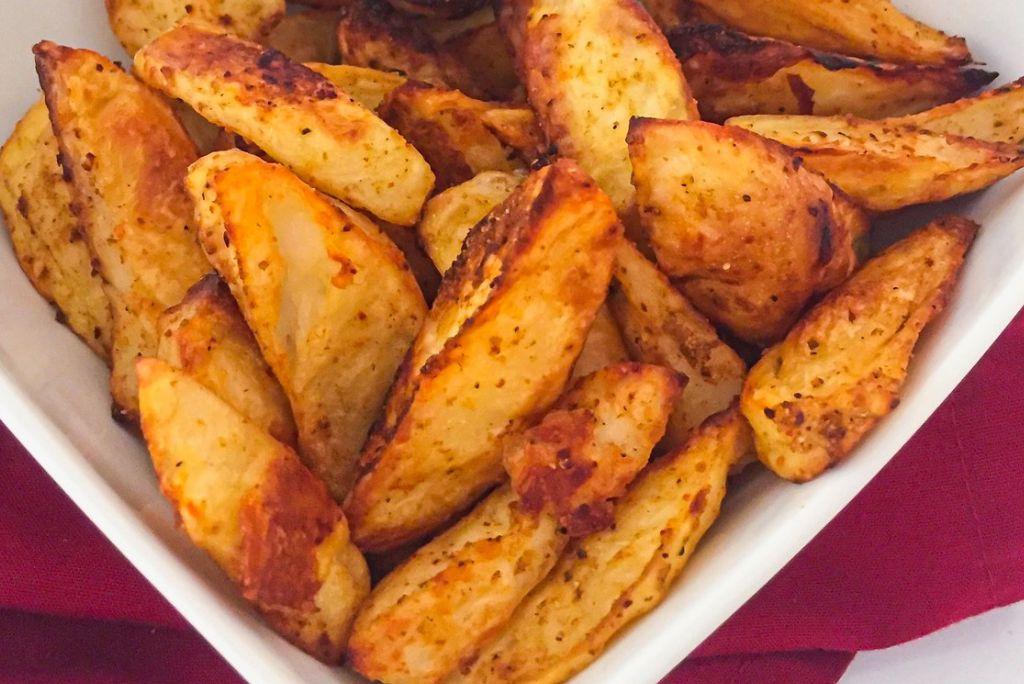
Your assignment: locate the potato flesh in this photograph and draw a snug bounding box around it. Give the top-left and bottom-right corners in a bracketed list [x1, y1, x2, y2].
[610, 242, 745, 447]
[628, 117, 867, 344]
[305, 63, 407, 111]
[134, 22, 435, 226]
[506, 0, 699, 211]
[349, 363, 678, 684]
[106, 0, 285, 55]
[136, 358, 369, 662]
[451, 407, 752, 684]
[347, 159, 623, 553]
[741, 216, 977, 482]
[728, 114, 1024, 212]
[0, 100, 112, 360]
[893, 77, 1024, 145]
[35, 42, 210, 421]
[187, 150, 427, 501]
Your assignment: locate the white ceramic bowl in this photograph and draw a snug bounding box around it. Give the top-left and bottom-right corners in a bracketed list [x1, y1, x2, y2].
[0, 2, 1021, 682]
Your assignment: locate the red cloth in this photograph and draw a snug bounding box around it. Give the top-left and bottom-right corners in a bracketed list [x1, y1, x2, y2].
[2, 311, 1022, 684]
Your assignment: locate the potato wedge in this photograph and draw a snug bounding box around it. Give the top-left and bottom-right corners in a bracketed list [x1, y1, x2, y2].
[641, 0, 715, 31]
[444, 21, 521, 102]
[379, 82, 542, 190]
[36, 42, 210, 421]
[346, 159, 623, 553]
[893, 77, 1024, 145]
[504, 0, 698, 212]
[134, 22, 434, 226]
[187, 150, 427, 501]
[157, 274, 296, 446]
[0, 100, 112, 360]
[337, 0, 486, 98]
[681, 0, 970, 66]
[452, 407, 752, 684]
[305, 62, 407, 110]
[387, 0, 488, 19]
[728, 113, 1024, 212]
[265, 8, 340, 64]
[349, 363, 680, 684]
[628, 118, 867, 345]
[610, 242, 745, 447]
[571, 304, 631, 379]
[106, 0, 284, 55]
[741, 216, 976, 482]
[670, 24, 995, 122]
[136, 358, 369, 662]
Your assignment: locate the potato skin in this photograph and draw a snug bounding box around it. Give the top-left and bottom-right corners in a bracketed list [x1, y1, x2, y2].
[187, 150, 427, 501]
[681, 0, 971, 66]
[741, 216, 977, 482]
[137, 358, 370, 663]
[0, 100, 112, 361]
[609, 242, 745, 447]
[346, 159, 623, 553]
[134, 21, 434, 226]
[349, 363, 678, 684]
[35, 42, 210, 422]
[451, 407, 752, 684]
[106, 0, 285, 55]
[628, 117, 867, 345]
[893, 77, 1024, 145]
[728, 114, 1024, 212]
[505, 0, 698, 211]
[670, 24, 995, 122]
[157, 274, 296, 445]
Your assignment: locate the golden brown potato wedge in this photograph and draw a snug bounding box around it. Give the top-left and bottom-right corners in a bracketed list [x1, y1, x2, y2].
[742, 216, 976, 482]
[346, 159, 623, 553]
[452, 406, 752, 684]
[379, 82, 542, 190]
[728, 113, 1024, 212]
[893, 77, 1024, 145]
[628, 118, 868, 345]
[349, 363, 680, 684]
[443, 21, 521, 102]
[304, 62, 407, 110]
[0, 100, 112, 361]
[36, 42, 210, 421]
[610, 242, 745, 448]
[680, 0, 970, 66]
[504, 0, 698, 212]
[106, 0, 285, 55]
[157, 274, 296, 446]
[571, 304, 631, 379]
[337, 0, 486, 98]
[187, 150, 427, 501]
[265, 8, 340, 64]
[670, 24, 995, 122]
[387, 0, 487, 19]
[134, 22, 434, 226]
[136, 358, 370, 662]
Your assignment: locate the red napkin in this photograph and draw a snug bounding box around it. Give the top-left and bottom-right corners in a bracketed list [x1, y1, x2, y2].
[2, 311, 1022, 684]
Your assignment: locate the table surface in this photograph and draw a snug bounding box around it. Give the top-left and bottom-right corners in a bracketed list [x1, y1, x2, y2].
[843, 601, 1024, 682]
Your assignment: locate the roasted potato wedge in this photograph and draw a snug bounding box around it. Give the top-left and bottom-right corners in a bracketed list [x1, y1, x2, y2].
[642, 0, 716, 31]
[346, 159, 623, 553]
[0, 100, 112, 360]
[135, 22, 434, 226]
[187, 150, 427, 501]
[742, 216, 977, 482]
[453, 406, 752, 684]
[304, 62, 407, 110]
[571, 305, 631, 379]
[157, 274, 296, 446]
[728, 114, 1024, 212]
[503, 0, 698, 212]
[679, 0, 971, 66]
[670, 24, 995, 122]
[106, 0, 285, 55]
[628, 118, 868, 345]
[349, 363, 680, 684]
[265, 8, 340, 64]
[136, 358, 370, 662]
[610, 242, 745, 447]
[387, 0, 488, 19]
[36, 42, 210, 421]
[444, 21, 521, 102]
[379, 82, 542, 190]
[893, 77, 1024, 145]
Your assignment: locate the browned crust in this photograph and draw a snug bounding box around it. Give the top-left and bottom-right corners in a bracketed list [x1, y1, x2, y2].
[386, 0, 488, 19]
